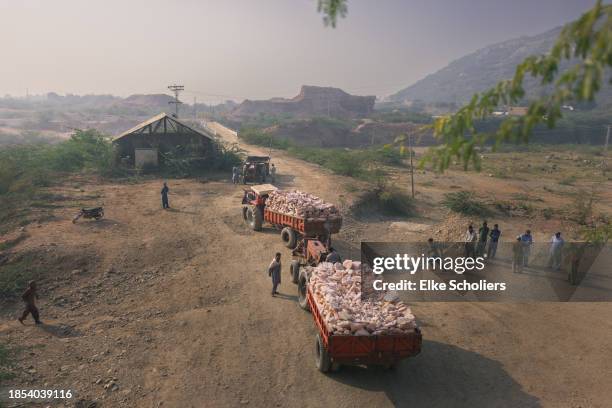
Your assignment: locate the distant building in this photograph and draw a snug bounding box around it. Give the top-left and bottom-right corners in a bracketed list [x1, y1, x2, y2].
[113, 112, 215, 168]
[508, 106, 528, 116]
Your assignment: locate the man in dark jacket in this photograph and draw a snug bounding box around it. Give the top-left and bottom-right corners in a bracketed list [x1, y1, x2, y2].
[268, 252, 282, 296]
[487, 224, 502, 259]
[477, 221, 490, 257]
[18, 281, 41, 325]
[161, 182, 170, 209]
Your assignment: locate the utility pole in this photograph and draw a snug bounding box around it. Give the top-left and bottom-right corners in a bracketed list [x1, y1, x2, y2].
[605, 125, 610, 152]
[408, 133, 415, 198]
[167, 84, 184, 118]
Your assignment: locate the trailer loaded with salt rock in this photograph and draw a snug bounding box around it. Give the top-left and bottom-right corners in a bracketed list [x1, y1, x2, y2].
[241, 186, 342, 283]
[299, 260, 422, 372]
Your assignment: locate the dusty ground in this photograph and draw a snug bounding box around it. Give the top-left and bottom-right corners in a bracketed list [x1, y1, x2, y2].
[1, 125, 611, 407]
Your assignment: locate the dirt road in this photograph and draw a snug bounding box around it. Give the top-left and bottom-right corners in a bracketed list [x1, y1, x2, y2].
[1, 126, 611, 407]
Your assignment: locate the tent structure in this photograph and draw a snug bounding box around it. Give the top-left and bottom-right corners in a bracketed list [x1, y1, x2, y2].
[113, 113, 216, 167]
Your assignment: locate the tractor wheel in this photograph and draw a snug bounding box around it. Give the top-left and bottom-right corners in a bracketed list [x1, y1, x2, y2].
[298, 269, 310, 311]
[246, 207, 263, 231]
[281, 227, 297, 249]
[315, 333, 331, 373]
[290, 260, 300, 284]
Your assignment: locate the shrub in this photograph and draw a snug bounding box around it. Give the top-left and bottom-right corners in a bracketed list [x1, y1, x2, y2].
[571, 190, 596, 225]
[559, 175, 577, 186]
[238, 128, 290, 150]
[0, 343, 15, 381]
[353, 183, 415, 217]
[443, 191, 489, 216]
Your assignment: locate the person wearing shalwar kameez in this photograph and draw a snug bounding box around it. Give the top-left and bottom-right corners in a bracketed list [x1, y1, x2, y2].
[268, 253, 282, 296]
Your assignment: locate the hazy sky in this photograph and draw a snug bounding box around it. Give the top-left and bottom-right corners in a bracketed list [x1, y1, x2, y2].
[0, 0, 597, 102]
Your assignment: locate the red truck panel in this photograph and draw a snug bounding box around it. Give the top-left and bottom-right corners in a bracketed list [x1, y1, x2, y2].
[307, 287, 421, 365]
[264, 209, 342, 236]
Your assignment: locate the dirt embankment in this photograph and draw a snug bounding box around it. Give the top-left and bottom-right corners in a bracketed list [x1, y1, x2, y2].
[0, 128, 611, 407]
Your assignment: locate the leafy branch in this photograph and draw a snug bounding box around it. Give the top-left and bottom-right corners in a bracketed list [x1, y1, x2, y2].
[317, 0, 348, 28]
[423, 1, 612, 171]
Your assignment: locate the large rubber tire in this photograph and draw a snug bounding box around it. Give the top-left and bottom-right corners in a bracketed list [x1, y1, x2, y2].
[290, 260, 300, 284]
[298, 269, 310, 311]
[315, 333, 332, 373]
[246, 207, 263, 231]
[281, 227, 297, 249]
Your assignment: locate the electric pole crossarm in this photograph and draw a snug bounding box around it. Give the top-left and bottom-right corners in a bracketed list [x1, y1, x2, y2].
[168, 84, 184, 118]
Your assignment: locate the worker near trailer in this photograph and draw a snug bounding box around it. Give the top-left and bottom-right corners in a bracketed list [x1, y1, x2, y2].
[18, 281, 41, 325]
[548, 232, 564, 271]
[270, 163, 277, 183]
[487, 224, 502, 259]
[161, 182, 170, 209]
[477, 221, 490, 257]
[232, 166, 240, 184]
[464, 225, 477, 258]
[268, 252, 282, 296]
[520, 229, 534, 266]
[326, 247, 341, 263]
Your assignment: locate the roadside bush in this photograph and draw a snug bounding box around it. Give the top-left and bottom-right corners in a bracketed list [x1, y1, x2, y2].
[353, 182, 415, 217]
[559, 175, 577, 186]
[443, 191, 489, 216]
[571, 190, 596, 225]
[238, 128, 290, 150]
[0, 343, 15, 381]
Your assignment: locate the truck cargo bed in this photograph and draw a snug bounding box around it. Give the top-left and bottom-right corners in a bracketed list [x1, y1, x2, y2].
[306, 287, 421, 365]
[264, 209, 342, 236]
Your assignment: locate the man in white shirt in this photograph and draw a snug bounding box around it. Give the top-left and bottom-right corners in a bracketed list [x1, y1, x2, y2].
[464, 225, 477, 258]
[548, 232, 564, 271]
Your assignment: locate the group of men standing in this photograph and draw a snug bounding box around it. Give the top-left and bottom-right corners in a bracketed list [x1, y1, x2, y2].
[464, 222, 502, 259]
[463, 221, 565, 273]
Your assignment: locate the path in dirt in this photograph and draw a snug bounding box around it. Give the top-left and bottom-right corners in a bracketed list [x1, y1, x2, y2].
[0, 125, 611, 407]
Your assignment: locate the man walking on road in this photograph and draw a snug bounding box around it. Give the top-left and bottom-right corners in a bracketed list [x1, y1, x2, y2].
[268, 252, 282, 296]
[18, 281, 41, 325]
[161, 182, 170, 209]
[488, 224, 502, 259]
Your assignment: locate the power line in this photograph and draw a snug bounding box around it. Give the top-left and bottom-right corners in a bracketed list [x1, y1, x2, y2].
[167, 84, 184, 118]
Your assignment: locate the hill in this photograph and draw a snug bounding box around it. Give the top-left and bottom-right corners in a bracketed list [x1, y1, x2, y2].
[388, 27, 611, 107]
